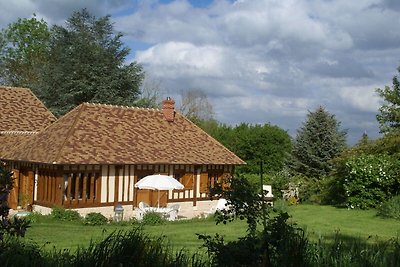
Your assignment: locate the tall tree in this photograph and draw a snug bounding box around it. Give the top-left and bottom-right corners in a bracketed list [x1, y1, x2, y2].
[38, 9, 144, 116]
[290, 106, 347, 178]
[205, 122, 292, 174]
[376, 66, 400, 134]
[0, 15, 50, 88]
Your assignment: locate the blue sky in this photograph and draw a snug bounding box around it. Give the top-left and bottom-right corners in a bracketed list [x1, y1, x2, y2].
[1, 0, 400, 144]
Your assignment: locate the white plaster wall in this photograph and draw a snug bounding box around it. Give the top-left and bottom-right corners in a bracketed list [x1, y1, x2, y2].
[108, 166, 115, 203]
[101, 166, 108, 203]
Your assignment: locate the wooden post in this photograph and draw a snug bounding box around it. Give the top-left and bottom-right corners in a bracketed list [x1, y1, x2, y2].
[193, 167, 198, 207]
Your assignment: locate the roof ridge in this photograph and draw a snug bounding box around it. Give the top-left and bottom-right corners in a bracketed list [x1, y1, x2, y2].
[83, 102, 159, 112]
[0, 130, 38, 135]
[53, 104, 86, 164]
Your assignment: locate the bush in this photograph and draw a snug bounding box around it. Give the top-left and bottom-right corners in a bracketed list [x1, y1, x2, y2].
[51, 206, 81, 221]
[377, 196, 400, 220]
[142, 211, 165, 225]
[336, 154, 400, 209]
[26, 212, 51, 223]
[83, 212, 108, 226]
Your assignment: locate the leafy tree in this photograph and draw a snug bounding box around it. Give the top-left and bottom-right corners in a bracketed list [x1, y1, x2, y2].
[37, 9, 144, 116]
[290, 106, 347, 178]
[0, 15, 50, 88]
[201, 122, 292, 174]
[376, 66, 400, 134]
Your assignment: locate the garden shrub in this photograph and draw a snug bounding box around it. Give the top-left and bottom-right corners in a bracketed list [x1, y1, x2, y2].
[142, 211, 165, 225]
[377, 195, 400, 220]
[51, 206, 81, 221]
[0, 161, 30, 240]
[83, 212, 108, 226]
[335, 154, 400, 209]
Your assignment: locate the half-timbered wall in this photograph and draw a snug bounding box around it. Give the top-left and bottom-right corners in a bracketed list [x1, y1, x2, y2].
[7, 162, 234, 210]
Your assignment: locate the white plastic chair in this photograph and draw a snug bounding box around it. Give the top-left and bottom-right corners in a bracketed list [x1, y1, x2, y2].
[167, 204, 180, 221]
[263, 185, 274, 206]
[137, 201, 150, 220]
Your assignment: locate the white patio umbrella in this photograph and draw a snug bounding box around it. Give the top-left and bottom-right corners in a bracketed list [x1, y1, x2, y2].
[135, 174, 184, 208]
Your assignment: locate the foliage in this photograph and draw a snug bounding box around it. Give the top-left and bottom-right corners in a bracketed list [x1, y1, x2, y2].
[199, 174, 313, 266]
[32, 9, 144, 116]
[201, 122, 292, 174]
[209, 175, 268, 234]
[376, 65, 400, 134]
[83, 212, 108, 226]
[0, 236, 45, 266]
[377, 195, 400, 220]
[0, 14, 50, 88]
[0, 162, 30, 241]
[200, 174, 400, 266]
[290, 106, 347, 178]
[51, 206, 81, 222]
[199, 213, 311, 267]
[1, 229, 207, 267]
[142, 211, 166, 225]
[335, 154, 400, 209]
[310, 235, 400, 267]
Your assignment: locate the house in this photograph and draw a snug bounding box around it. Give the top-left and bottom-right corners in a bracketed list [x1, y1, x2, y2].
[1, 87, 245, 219]
[0, 86, 57, 209]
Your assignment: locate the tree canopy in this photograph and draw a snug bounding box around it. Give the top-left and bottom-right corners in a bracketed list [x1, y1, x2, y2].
[0, 15, 50, 88]
[199, 122, 292, 174]
[290, 106, 347, 178]
[376, 66, 400, 134]
[0, 10, 144, 117]
[37, 9, 144, 116]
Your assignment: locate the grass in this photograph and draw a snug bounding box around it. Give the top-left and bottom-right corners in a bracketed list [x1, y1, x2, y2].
[24, 215, 247, 254]
[24, 204, 400, 254]
[288, 204, 400, 242]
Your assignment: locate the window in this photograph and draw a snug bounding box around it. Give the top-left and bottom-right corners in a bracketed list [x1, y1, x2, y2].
[64, 172, 99, 200]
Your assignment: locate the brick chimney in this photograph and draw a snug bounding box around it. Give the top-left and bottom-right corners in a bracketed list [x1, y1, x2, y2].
[162, 97, 175, 122]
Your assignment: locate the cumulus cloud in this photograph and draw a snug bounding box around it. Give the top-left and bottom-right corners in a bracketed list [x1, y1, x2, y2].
[1, 0, 399, 144]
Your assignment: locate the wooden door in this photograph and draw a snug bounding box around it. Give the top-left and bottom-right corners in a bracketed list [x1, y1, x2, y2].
[18, 168, 34, 210]
[135, 169, 155, 206]
[8, 169, 19, 209]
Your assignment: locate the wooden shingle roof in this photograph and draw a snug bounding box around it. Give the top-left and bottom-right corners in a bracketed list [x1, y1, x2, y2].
[0, 86, 56, 158]
[3, 103, 245, 165]
[0, 86, 56, 132]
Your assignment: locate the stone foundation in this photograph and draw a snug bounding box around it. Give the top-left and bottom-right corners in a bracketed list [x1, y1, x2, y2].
[32, 199, 220, 221]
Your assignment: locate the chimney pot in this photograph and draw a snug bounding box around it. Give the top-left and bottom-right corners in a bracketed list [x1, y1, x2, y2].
[162, 97, 175, 122]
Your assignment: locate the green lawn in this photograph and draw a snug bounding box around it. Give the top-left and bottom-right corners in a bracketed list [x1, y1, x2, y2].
[24, 204, 399, 254]
[25, 216, 247, 254]
[288, 204, 400, 242]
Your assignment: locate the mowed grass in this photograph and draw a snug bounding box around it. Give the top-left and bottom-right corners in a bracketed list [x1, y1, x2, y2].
[24, 204, 400, 254]
[24, 216, 247, 254]
[288, 204, 400, 242]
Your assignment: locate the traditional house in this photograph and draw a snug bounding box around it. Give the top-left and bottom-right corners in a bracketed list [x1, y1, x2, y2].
[0, 86, 56, 209]
[1, 87, 245, 219]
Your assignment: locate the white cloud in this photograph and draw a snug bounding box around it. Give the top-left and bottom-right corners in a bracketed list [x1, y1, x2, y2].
[2, 0, 399, 143]
[338, 85, 381, 113]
